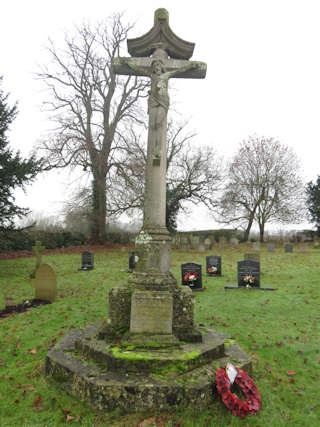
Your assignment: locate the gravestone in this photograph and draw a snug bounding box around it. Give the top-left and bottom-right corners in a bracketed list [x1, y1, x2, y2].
[284, 243, 293, 253]
[219, 237, 226, 249]
[206, 255, 222, 277]
[244, 253, 260, 262]
[79, 251, 94, 270]
[191, 235, 200, 248]
[35, 263, 57, 302]
[181, 262, 203, 291]
[225, 259, 277, 290]
[198, 244, 206, 253]
[267, 243, 275, 252]
[230, 237, 239, 248]
[299, 246, 308, 253]
[237, 260, 260, 288]
[128, 252, 139, 270]
[30, 240, 45, 278]
[253, 242, 260, 251]
[204, 237, 212, 250]
[182, 236, 190, 251]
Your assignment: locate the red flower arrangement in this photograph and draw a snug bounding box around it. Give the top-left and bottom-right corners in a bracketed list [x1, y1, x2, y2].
[207, 265, 217, 274]
[216, 366, 262, 418]
[243, 275, 254, 286]
[184, 272, 197, 285]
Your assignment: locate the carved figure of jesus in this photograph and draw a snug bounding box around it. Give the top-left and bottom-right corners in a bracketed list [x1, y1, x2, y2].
[148, 59, 199, 153]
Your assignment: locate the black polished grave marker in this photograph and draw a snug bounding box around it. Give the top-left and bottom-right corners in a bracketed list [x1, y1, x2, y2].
[79, 251, 94, 271]
[181, 262, 203, 291]
[237, 260, 260, 287]
[129, 252, 137, 271]
[225, 259, 276, 291]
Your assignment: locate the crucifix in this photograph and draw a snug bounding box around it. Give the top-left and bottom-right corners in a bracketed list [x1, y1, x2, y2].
[113, 8, 206, 290]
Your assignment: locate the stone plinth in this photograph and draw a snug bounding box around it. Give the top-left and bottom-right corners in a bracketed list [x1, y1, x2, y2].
[45, 322, 252, 412]
[106, 284, 199, 342]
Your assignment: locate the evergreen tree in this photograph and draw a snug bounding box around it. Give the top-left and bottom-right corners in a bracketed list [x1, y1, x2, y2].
[0, 77, 42, 230]
[306, 176, 320, 235]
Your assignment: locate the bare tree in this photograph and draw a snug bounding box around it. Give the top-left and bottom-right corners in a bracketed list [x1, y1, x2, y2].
[106, 120, 224, 231]
[218, 135, 305, 242]
[36, 14, 147, 242]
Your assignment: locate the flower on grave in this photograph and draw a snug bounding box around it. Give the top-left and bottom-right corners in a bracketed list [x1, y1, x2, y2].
[207, 265, 218, 274]
[243, 275, 254, 287]
[184, 272, 197, 285]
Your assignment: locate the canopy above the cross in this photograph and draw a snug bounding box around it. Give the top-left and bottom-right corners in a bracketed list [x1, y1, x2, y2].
[127, 8, 195, 60]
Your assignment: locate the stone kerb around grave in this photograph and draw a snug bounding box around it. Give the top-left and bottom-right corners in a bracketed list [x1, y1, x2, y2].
[35, 263, 57, 302]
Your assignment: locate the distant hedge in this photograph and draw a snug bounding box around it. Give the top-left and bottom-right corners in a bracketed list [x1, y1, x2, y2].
[0, 230, 88, 252]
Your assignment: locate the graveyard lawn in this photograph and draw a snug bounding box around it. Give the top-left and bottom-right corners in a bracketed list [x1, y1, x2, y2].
[0, 243, 319, 426]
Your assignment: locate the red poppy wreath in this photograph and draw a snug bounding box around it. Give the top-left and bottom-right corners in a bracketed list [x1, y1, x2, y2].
[216, 366, 262, 418]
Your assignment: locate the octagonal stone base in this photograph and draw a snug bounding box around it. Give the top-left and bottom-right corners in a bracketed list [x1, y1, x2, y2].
[45, 322, 252, 412]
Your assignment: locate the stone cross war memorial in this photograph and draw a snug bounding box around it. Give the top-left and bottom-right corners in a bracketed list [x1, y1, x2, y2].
[45, 9, 252, 412]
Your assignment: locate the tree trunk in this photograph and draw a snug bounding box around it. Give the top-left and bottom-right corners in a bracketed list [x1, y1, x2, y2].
[259, 221, 265, 243]
[243, 213, 255, 242]
[91, 176, 107, 243]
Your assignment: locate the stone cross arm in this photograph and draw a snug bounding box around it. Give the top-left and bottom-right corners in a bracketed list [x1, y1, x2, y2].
[112, 57, 207, 79]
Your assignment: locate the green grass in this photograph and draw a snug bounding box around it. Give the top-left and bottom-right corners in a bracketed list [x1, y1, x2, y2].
[0, 244, 319, 426]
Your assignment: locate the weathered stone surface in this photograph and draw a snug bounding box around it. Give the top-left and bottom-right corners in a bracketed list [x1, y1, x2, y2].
[107, 284, 197, 341]
[35, 263, 57, 302]
[108, 285, 133, 332]
[45, 323, 252, 412]
[130, 291, 173, 334]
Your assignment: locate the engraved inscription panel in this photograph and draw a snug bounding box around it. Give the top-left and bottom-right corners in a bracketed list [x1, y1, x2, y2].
[130, 291, 173, 334]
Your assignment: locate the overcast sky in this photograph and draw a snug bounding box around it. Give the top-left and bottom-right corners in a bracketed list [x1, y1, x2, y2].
[1, 0, 320, 231]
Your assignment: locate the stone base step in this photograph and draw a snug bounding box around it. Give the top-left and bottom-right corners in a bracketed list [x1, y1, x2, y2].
[45, 323, 252, 412]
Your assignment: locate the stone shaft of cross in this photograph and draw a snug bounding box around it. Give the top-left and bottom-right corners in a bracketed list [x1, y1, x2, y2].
[112, 9, 206, 233]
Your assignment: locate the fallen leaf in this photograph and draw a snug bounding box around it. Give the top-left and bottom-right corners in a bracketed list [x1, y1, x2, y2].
[286, 370, 296, 376]
[33, 395, 42, 407]
[66, 415, 75, 422]
[265, 364, 272, 373]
